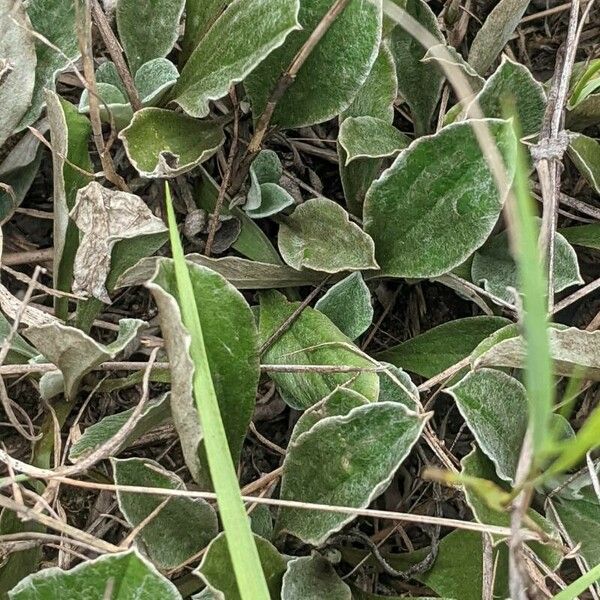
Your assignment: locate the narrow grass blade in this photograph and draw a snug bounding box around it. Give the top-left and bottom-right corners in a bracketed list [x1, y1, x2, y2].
[552, 561, 600, 600]
[163, 183, 270, 600]
[507, 114, 554, 460]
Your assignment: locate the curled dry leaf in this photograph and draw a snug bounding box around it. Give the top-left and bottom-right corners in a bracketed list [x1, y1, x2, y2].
[70, 182, 167, 303]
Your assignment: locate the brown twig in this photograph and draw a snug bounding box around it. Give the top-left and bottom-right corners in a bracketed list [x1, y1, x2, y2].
[259, 276, 331, 354]
[533, 0, 584, 309]
[230, 0, 351, 194]
[205, 88, 239, 257]
[90, 0, 142, 112]
[77, 0, 128, 191]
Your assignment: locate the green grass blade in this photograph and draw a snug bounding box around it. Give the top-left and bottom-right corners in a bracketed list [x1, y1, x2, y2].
[508, 116, 554, 460]
[552, 562, 600, 600]
[164, 183, 270, 600]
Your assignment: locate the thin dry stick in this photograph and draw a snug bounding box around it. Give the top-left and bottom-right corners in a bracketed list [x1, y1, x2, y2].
[90, 0, 141, 111]
[0, 266, 44, 441]
[259, 276, 331, 354]
[231, 0, 351, 192]
[2, 265, 84, 300]
[77, 0, 128, 191]
[205, 88, 239, 257]
[2, 248, 54, 266]
[0, 493, 121, 554]
[3, 474, 543, 541]
[533, 0, 584, 308]
[552, 277, 600, 314]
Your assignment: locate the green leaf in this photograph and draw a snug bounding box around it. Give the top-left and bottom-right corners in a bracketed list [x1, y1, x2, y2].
[0, 127, 45, 223]
[422, 44, 485, 94]
[474, 326, 600, 380]
[120, 108, 225, 178]
[566, 92, 600, 130]
[135, 58, 179, 105]
[278, 198, 378, 273]
[377, 363, 419, 408]
[338, 116, 410, 164]
[0, 510, 42, 599]
[376, 316, 510, 378]
[197, 169, 282, 264]
[172, 0, 300, 118]
[315, 273, 373, 340]
[467, 0, 529, 75]
[472, 227, 582, 304]
[119, 254, 322, 290]
[461, 448, 562, 569]
[116, 0, 185, 74]
[464, 57, 546, 136]
[24, 319, 146, 400]
[0, 313, 37, 365]
[162, 184, 270, 599]
[70, 182, 168, 303]
[0, 0, 36, 146]
[388, 0, 444, 135]
[567, 132, 600, 194]
[19, 0, 80, 129]
[250, 505, 274, 541]
[245, 183, 295, 219]
[195, 533, 287, 600]
[339, 43, 398, 217]
[289, 387, 370, 445]
[78, 82, 133, 129]
[553, 491, 600, 567]
[246, 0, 382, 128]
[250, 149, 282, 185]
[342, 42, 397, 123]
[46, 91, 93, 320]
[69, 393, 170, 462]
[259, 290, 380, 410]
[112, 457, 218, 570]
[418, 529, 508, 600]
[181, 0, 231, 61]
[146, 258, 258, 485]
[558, 223, 600, 250]
[364, 119, 517, 278]
[276, 402, 427, 544]
[8, 549, 182, 599]
[446, 368, 527, 482]
[281, 554, 351, 600]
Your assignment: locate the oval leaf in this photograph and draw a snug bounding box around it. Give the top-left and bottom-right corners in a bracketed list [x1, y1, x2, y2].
[116, 0, 185, 74]
[259, 290, 379, 410]
[146, 258, 259, 485]
[281, 554, 351, 600]
[120, 108, 225, 178]
[472, 227, 582, 304]
[338, 116, 410, 165]
[0, 0, 36, 146]
[112, 457, 218, 569]
[276, 401, 428, 544]
[172, 0, 301, 118]
[278, 198, 378, 273]
[376, 316, 510, 378]
[364, 119, 517, 278]
[246, 0, 382, 128]
[8, 550, 181, 599]
[315, 272, 373, 340]
[446, 368, 527, 482]
[195, 532, 287, 600]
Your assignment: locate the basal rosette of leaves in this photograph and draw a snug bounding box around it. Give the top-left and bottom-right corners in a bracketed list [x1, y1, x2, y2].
[0, 0, 598, 598]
